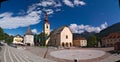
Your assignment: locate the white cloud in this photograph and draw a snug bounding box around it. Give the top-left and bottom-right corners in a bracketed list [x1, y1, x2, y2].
[27, 0, 62, 15]
[32, 29, 38, 34]
[55, 9, 61, 12]
[36, 0, 62, 7]
[74, 0, 86, 6]
[101, 22, 107, 29]
[0, 0, 86, 29]
[69, 22, 108, 33]
[63, 0, 74, 7]
[43, 9, 54, 15]
[0, 11, 41, 29]
[63, 0, 86, 7]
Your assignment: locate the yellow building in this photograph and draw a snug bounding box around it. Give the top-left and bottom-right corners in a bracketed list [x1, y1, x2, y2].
[73, 37, 87, 47]
[13, 35, 23, 45]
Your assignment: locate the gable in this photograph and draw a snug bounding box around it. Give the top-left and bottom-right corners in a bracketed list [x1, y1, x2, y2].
[61, 27, 72, 35]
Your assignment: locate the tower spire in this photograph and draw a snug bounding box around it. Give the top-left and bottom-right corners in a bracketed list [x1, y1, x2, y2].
[44, 12, 50, 36]
[44, 13, 49, 23]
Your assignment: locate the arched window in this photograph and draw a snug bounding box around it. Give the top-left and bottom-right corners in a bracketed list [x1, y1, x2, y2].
[66, 35, 68, 39]
[62, 42, 64, 47]
[46, 25, 48, 29]
[70, 43, 72, 46]
[66, 42, 68, 47]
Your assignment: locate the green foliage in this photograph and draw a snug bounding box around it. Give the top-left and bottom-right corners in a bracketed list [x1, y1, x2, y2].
[0, 27, 5, 41]
[34, 34, 39, 42]
[0, 27, 13, 44]
[87, 34, 97, 47]
[4, 33, 13, 44]
[38, 32, 48, 46]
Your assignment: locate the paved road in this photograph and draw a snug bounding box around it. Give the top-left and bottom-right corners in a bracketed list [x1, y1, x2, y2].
[95, 54, 120, 62]
[3, 44, 56, 62]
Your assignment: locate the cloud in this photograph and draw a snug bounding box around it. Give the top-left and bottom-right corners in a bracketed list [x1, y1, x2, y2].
[42, 9, 54, 15]
[100, 22, 107, 29]
[36, 0, 62, 7]
[74, 0, 86, 6]
[31, 29, 38, 34]
[69, 22, 108, 33]
[0, 0, 86, 29]
[63, 0, 86, 7]
[0, 11, 41, 29]
[63, 0, 74, 7]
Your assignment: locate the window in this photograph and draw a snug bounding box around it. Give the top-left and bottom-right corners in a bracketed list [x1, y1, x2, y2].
[46, 25, 48, 29]
[66, 35, 68, 39]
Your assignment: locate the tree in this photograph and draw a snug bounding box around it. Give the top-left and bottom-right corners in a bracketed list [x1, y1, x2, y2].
[38, 32, 48, 46]
[0, 27, 5, 41]
[87, 34, 97, 47]
[4, 33, 13, 44]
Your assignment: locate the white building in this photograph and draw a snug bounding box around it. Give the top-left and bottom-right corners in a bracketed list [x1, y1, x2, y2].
[47, 26, 73, 47]
[44, 13, 50, 36]
[24, 27, 34, 46]
[43, 14, 73, 47]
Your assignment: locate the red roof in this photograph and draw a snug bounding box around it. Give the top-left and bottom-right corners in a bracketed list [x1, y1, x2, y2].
[103, 32, 120, 39]
[74, 37, 86, 40]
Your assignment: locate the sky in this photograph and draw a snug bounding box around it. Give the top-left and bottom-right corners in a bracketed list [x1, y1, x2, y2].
[0, 0, 120, 36]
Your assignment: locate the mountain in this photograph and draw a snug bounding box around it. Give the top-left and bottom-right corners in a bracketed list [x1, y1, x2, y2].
[99, 22, 120, 38]
[73, 22, 120, 40]
[73, 31, 97, 39]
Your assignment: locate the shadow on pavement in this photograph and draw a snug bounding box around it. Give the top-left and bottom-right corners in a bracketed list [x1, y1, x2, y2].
[107, 50, 120, 54]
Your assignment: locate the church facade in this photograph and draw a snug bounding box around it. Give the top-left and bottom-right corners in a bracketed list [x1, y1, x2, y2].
[44, 14, 73, 47]
[47, 26, 73, 47]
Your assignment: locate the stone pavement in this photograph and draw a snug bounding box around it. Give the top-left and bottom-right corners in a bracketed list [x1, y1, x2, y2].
[0, 45, 56, 62]
[50, 50, 105, 60]
[26, 46, 120, 62]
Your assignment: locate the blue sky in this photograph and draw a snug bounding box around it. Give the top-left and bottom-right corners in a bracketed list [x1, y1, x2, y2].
[0, 0, 120, 36]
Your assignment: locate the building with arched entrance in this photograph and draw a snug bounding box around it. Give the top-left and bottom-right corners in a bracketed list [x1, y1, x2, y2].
[44, 13, 73, 47]
[47, 26, 73, 47]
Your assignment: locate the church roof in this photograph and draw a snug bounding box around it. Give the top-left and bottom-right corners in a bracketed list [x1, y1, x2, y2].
[73, 36, 86, 40]
[25, 26, 33, 35]
[102, 32, 120, 39]
[49, 26, 71, 37]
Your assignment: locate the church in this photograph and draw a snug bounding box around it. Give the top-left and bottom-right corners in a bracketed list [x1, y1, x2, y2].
[44, 14, 73, 47]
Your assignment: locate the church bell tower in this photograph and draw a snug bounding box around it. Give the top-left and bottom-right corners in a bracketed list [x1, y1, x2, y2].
[44, 13, 50, 36]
